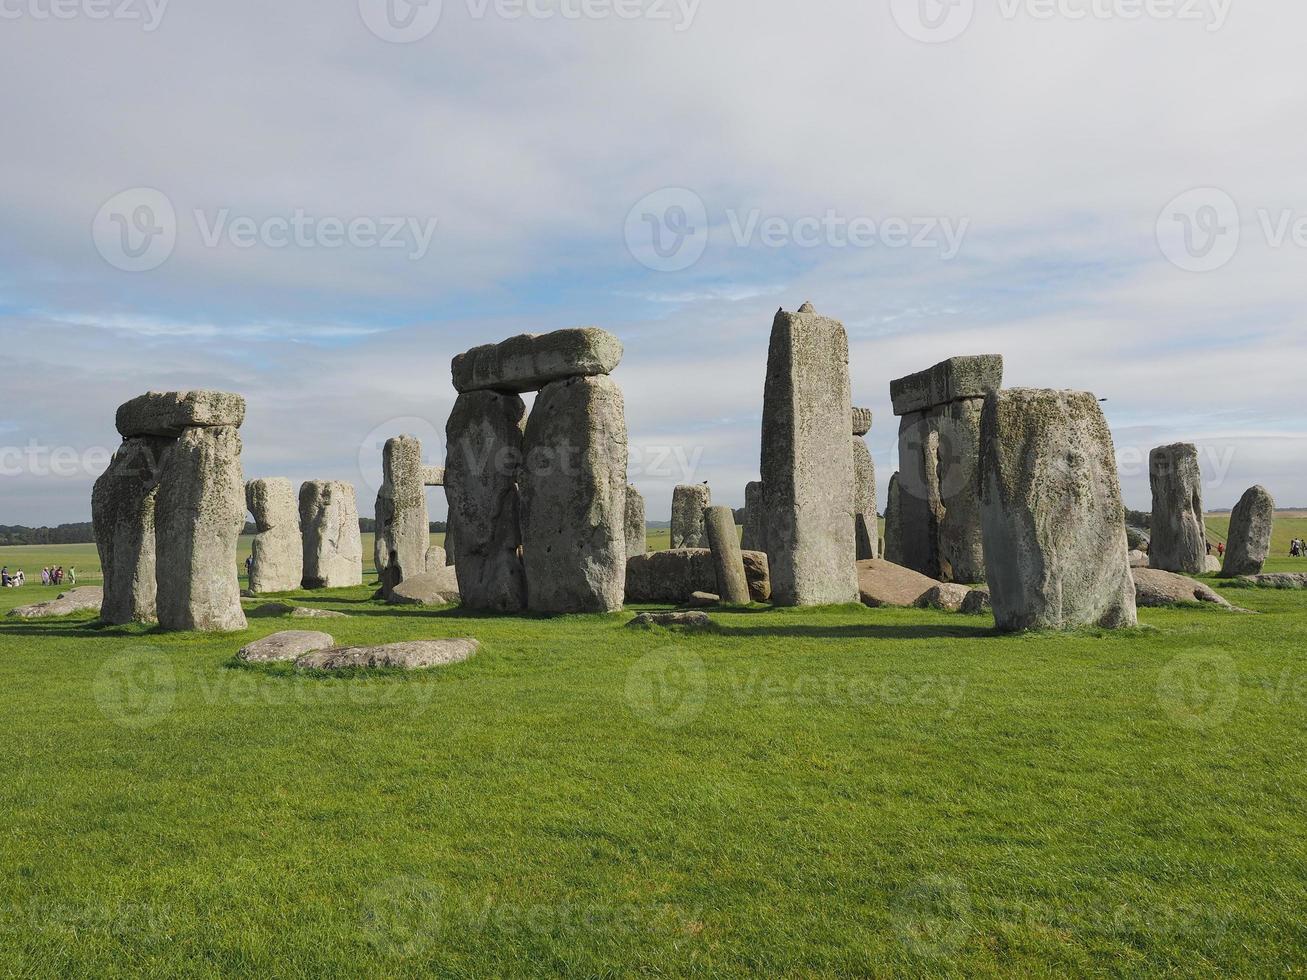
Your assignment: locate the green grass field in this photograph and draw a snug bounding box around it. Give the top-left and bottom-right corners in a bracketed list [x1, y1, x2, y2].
[2, 519, 1306, 975]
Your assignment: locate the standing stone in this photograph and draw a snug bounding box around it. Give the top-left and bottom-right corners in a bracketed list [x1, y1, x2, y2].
[760, 303, 858, 606]
[374, 435, 430, 600]
[978, 389, 1136, 632]
[299, 481, 363, 589]
[1221, 485, 1275, 577]
[245, 478, 302, 594]
[92, 436, 172, 624]
[520, 375, 627, 613]
[671, 484, 711, 549]
[442, 514, 458, 566]
[445, 391, 528, 612]
[852, 431, 878, 561]
[155, 426, 247, 632]
[625, 485, 647, 559]
[1148, 443, 1207, 575]
[883, 472, 903, 566]
[740, 481, 766, 554]
[704, 505, 750, 604]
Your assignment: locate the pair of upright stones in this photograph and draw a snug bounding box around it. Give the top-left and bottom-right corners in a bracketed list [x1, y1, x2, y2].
[371, 436, 447, 598]
[246, 478, 363, 592]
[92, 391, 247, 631]
[445, 328, 628, 613]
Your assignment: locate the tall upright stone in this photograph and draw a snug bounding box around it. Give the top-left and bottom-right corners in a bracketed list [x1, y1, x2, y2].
[671, 484, 711, 549]
[1220, 485, 1275, 577]
[883, 472, 903, 566]
[704, 505, 750, 604]
[979, 388, 1136, 632]
[625, 485, 647, 559]
[300, 481, 363, 589]
[1148, 443, 1207, 575]
[445, 391, 528, 612]
[760, 303, 858, 606]
[891, 355, 1001, 583]
[852, 407, 877, 561]
[92, 436, 172, 624]
[155, 425, 247, 632]
[520, 375, 628, 613]
[246, 478, 303, 594]
[374, 435, 430, 599]
[740, 480, 766, 554]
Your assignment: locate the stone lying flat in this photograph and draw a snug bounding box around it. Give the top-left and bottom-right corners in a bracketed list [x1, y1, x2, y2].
[289, 607, 350, 619]
[1131, 568, 1234, 609]
[627, 611, 713, 629]
[246, 601, 294, 617]
[452, 328, 623, 394]
[1236, 573, 1307, 589]
[388, 569, 460, 606]
[1128, 550, 1150, 568]
[7, 587, 103, 619]
[295, 638, 479, 671]
[915, 583, 972, 612]
[960, 588, 991, 615]
[856, 559, 938, 608]
[625, 549, 771, 604]
[116, 390, 246, 438]
[237, 630, 335, 663]
[685, 592, 719, 608]
[890, 355, 1003, 416]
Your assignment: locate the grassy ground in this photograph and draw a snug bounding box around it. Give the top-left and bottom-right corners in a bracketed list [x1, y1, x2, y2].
[2, 523, 1306, 975]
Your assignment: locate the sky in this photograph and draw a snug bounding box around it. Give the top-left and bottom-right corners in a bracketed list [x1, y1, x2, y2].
[2, 0, 1304, 525]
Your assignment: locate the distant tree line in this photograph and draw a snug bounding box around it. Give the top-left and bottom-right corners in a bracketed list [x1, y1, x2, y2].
[0, 523, 97, 546]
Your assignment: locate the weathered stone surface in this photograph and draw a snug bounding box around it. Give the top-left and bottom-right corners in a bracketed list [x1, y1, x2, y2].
[625, 485, 647, 559]
[1148, 443, 1207, 575]
[92, 436, 171, 624]
[388, 568, 460, 606]
[890, 355, 1003, 417]
[422, 466, 445, 487]
[760, 304, 858, 606]
[1129, 550, 1150, 568]
[685, 591, 719, 608]
[1132, 568, 1233, 609]
[425, 545, 448, 572]
[895, 411, 937, 577]
[8, 587, 104, 619]
[1238, 573, 1307, 589]
[452, 328, 623, 394]
[520, 375, 627, 613]
[852, 436, 878, 561]
[960, 587, 992, 615]
[116, 390, 246, 438]
[627, 611, 713, 629]
[296, 638, 480, 671]
[1204, 555, 1222, 573]
[883, 472, 903, 566]
[1221, 485, 1275, 577]
[625, 548, 770, 604]
[1126, 526, 1150, 551]
[289, 607, 349, 619]
[299, 481, 363, 589]
[155, 426, 247, 632]
[670, 484, 711, 550]
[915, 583, 972, 612]
[704, 505, 750, 604]
[740, 481, 766, 554]
[374, 435, 429, 600]
[445, 391, 528, 612]
[237, 630, 335, 663]
[246, 601, 294, 617]
[979, 389, 1137, 632]
[856, 558, 938, 608]
[852, 406, 873, 437]
[245, 478, 302, 594]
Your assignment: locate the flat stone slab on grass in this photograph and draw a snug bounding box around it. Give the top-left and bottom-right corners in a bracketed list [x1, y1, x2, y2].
[7, 587, 103, 619]
[1235, 573, 1307, 589]
[237, 630, 335, 663]
[856, 559, 938, 608]
[388, 568, 461, 606]
[915, 583, 973, 612]
[1132, 568, 1238, 609]
[960, 588, 992, 615]
[627, 611, 714, 629]
[295, 638, 480, 671]
[290, 607, 350, 619]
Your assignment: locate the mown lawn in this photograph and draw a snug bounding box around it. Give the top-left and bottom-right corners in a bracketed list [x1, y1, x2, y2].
[1, 563, 1305, 975]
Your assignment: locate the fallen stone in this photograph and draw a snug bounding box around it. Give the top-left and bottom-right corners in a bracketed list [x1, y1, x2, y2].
[1132, 567, 1234, 609]
[889, 354, 1003, 417]
[295, 638, 480, 671]
[761, 304, 858, 606]
[625, 484, 647, 560]
[299, 481, 363, 589]
[452, 327, 623, 394]
[246, 478, 302, 594]
[856, 558, 938, 608]
[979, 388, 1137, 631]
[915, 583, 972, 612]
[246, 601, 293, 617]
[1148, 443, 1207, 575]
[670, 484, 711, 549]
[155, 425, 247, 633]
[704, 505, 750, 604]
[1220, 485, 1275, 577]
[374, 435, 429, 600]
[116, 390, 246, 439]
[1236, 573, 1307, 589]
[289, 607, 350, 619]
[92, 436, 171, 624]
[627, 611, 714, 629]
[960, 588, 992, 615]
[625, 549, 770, 604]
[685, 591, 719, 608]
[237, 630, 335, 663]
[1129, 550, 1150, 568]
[8, 587, 104, 619]
[388, 568, 460, 606]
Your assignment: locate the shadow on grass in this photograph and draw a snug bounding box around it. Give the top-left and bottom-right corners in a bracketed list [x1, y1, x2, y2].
[714, 622, 1000, 640]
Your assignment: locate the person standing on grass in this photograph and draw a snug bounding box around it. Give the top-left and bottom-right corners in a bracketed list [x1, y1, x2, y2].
[245, 555, 253, 580]
[41, 567, 50, 586]
[68, 567, 76, 585]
